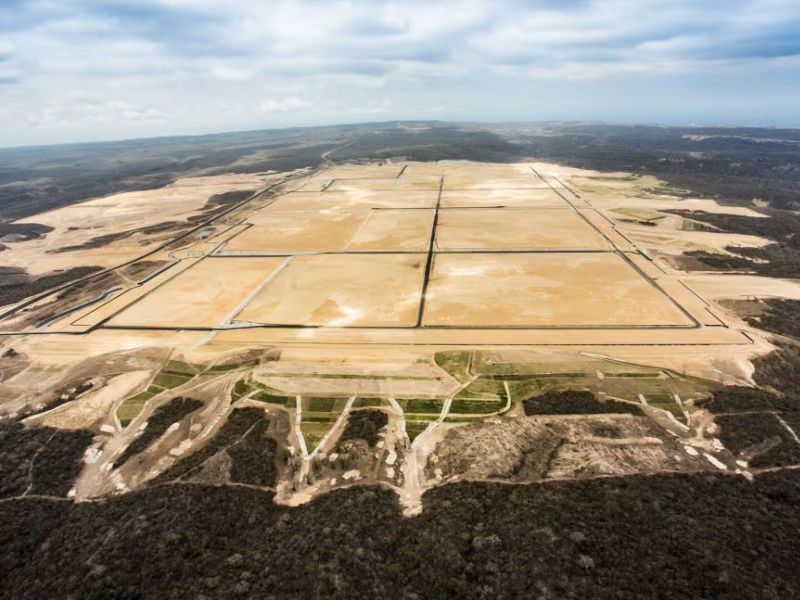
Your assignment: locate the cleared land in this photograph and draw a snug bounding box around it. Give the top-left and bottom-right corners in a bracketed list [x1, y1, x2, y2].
[108, 257, 286, 328]
[422, 252, 693, 327]
[435, 207, 609, 250]
[439, 188, 569, 208]
[236, 253, 426, 327]
[346, 209, 434, 251]
[226, 210, 365, 253]
[272, 190, 437, 211]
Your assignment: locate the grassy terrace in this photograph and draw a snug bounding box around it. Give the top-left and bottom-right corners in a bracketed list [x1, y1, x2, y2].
[299, 396, 350, 453]
[434, 351, 472, 383]
[116, 360, 199, 427]
[405, 420, 434, 444]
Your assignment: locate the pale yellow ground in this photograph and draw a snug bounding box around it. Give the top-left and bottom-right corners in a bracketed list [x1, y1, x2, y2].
[327, 178, 440, 192]
[439, 188, 570, 208]
[237, 254, 426, 327]
[8, 173, 272, 275]
[423, 253, 693, 327]
[346, 209, 434, 251]
[272, 190, 437, 210]
[226, 211, 366, 253]
[435, 208, 610, 250]
[681, 275, 800, 300]
[108, 256, 286, 327]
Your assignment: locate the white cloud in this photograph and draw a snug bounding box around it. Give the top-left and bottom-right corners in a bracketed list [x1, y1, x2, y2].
[1, 0, 800, 144]
[259, 97, 313, 113]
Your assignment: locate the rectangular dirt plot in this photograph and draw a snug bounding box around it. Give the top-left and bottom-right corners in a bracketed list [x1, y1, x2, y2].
[439, 188, 566, 208]
[108, 257, 287, 328]
[227, 211, 367, 253]
[347, 209, 434, 251]
[274, 190, 437, 210]
[236, 254, 426, 327]
[422, 253, 694, 327]
[435, 208, 609, 251]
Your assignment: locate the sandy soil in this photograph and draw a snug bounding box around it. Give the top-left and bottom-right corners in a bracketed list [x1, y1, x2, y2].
[237, 253, 426, 327]
[31, 370, 151, 429]
[423, 252, 694, 327]
[439, 188, 565, 207]
[273, 190, 437, 210]
[6, 173, 272, 275]
[681, 275, 800, 300]
[435, 207, 609, 250]
[346, 209, 434, 251]
[108, 257, 287, 327]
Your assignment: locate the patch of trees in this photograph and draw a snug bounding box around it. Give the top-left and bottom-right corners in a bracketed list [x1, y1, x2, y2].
[153, 407, 282, 487]
[0, 222, 53, 241]
[338, 410, 388, 447]
[19, 380, 96, 418]
[0, 265, 104, 308]
[743, 299, 800, 340]
[523, 390, 642, 416]
[715, 412, 800, 468]
[227, 412, 281, 487]
[698, 386, 800, 413]
[752, 341, 800, 397]
[205, 190, 254, 209]
[668, 210, 800, 278]
[113, 397, 203, 468]
[2, 471, 800, 597]
[0, 419, 93, 498]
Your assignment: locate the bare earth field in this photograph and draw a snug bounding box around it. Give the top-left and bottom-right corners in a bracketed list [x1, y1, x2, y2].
[236, 253, 426, 327]
[2, 158, 796, 519]
[108, 256, 287, 328]
[435, 207, 608, 250]
[423, 252, 693, 327]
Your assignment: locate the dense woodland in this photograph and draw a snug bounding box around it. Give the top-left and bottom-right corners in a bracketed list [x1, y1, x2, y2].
[1, 471, 799, 598]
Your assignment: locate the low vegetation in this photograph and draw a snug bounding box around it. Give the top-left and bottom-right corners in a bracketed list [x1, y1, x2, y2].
[523, 390, 642, 416]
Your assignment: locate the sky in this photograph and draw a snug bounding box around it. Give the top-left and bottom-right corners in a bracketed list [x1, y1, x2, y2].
[1, 0, 800, 147]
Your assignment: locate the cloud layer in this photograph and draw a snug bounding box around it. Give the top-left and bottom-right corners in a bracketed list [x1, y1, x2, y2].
[2, 0, 800, 145]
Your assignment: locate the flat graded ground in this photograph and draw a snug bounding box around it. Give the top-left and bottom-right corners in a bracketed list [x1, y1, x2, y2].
[422, 252, 694, 327]
[439, 188, 568, 208]
[271, 190, 437, 211]
[435, 208, 610, 251]
[326, 178, 441, 192]
[236, 253, 426, 327]
[225, 210, 366, 253]
[108, 257, 287, 328]
[346, 209, 434, 251]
